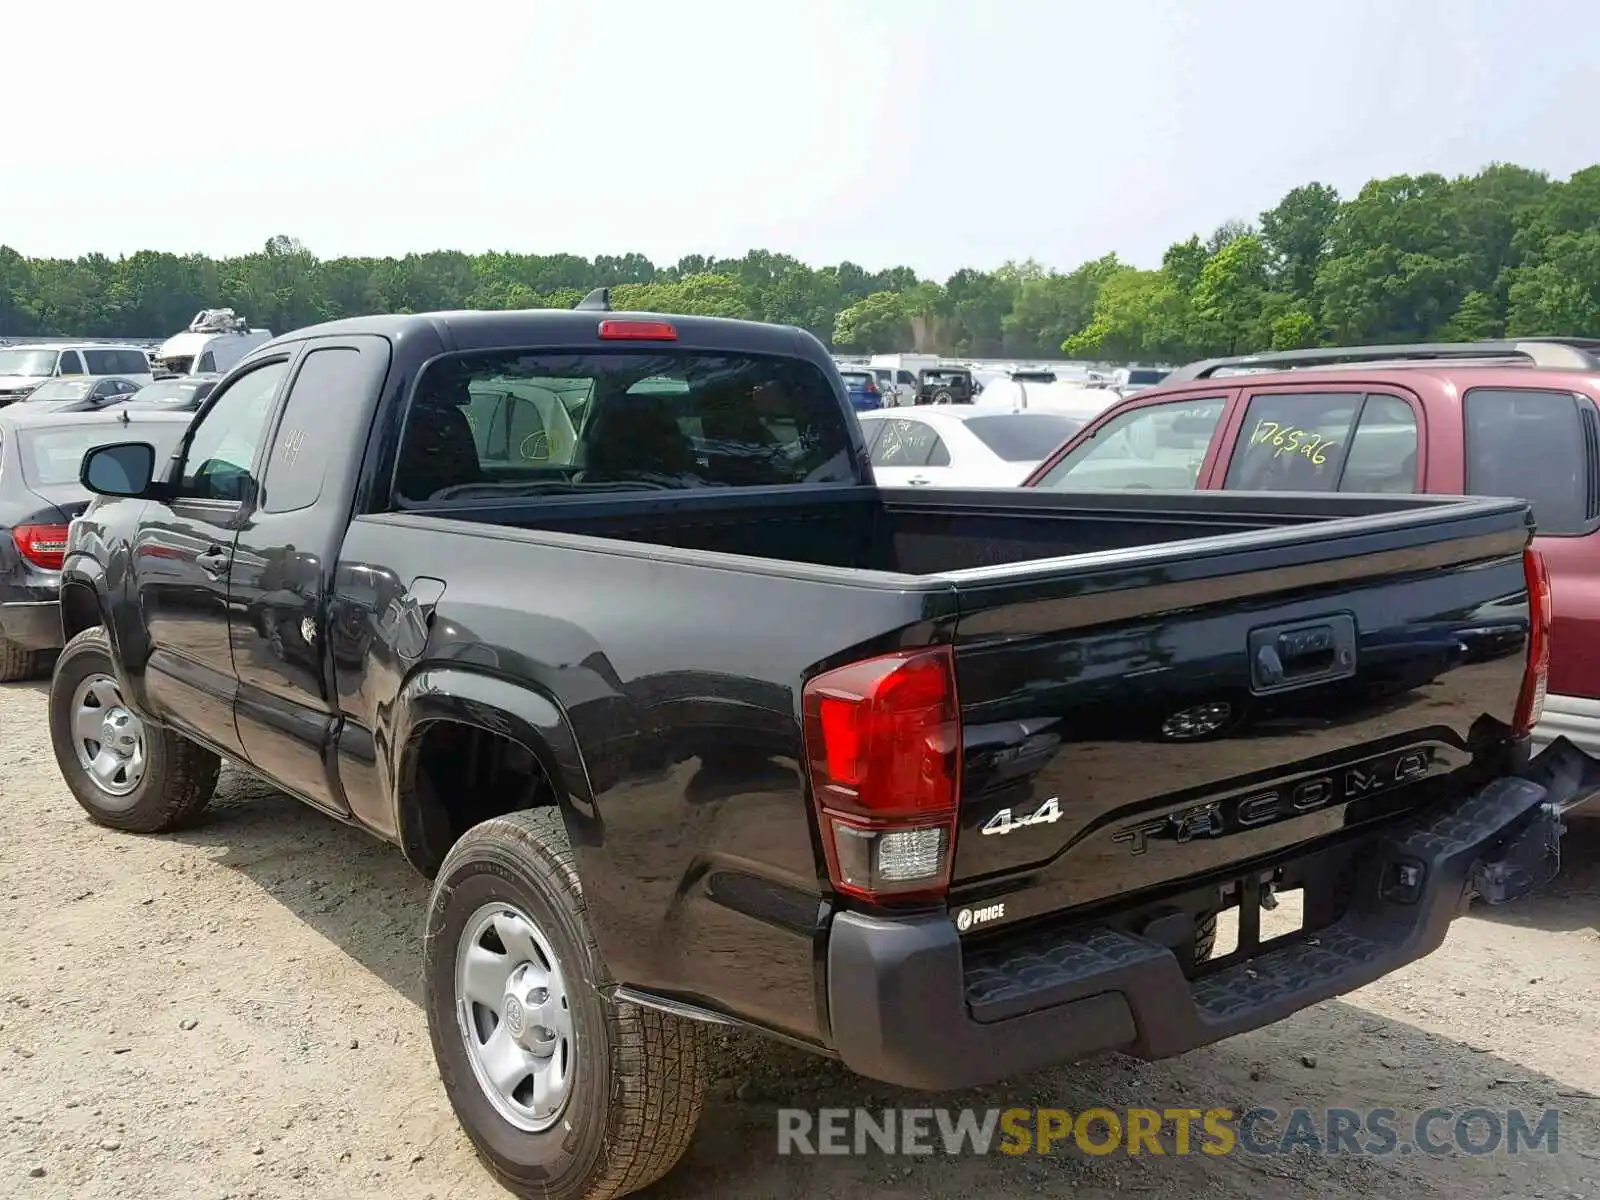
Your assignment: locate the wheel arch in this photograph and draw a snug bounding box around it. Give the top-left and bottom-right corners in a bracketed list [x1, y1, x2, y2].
[59, 576, 107, 644]
[391, 666, 599, 880]
[57, 571, 144, 704]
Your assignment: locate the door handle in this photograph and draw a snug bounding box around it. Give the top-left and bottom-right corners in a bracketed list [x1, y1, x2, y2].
[907, 476, 933, 486]
[196, 548, 232, 575]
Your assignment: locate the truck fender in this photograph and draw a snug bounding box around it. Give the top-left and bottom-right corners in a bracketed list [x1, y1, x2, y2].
[58, 562, 145, 705]
[390, 666, 599, 871]
[58, 569, 110, 644]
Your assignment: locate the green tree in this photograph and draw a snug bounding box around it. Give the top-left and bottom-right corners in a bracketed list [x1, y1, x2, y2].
[1259, 182, 1340, 299]
[833, 291, 913, 351]
[1065, 270, 1195, 362]
[1191, 234, 1274, 354]
[1506, 231, 1600, 335]
[613, 274, 754, 319]
[1003, 255, 1124, 357]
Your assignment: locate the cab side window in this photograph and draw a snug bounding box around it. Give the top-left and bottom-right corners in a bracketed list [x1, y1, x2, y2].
[1224, 392, 1418, 494]
[1338, 395, 1418, 493]
[178, 360, 291, 502]
[57, 350, 84, 376]
[1033, 398, 1227, 490]
[261, 349, 371, 513]
[1465, 387, 1598, 535]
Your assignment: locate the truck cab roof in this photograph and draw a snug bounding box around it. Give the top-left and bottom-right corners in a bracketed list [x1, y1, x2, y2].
[249, 308, 820, 361]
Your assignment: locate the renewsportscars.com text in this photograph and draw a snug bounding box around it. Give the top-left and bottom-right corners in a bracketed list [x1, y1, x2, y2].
[776, 1106, 1560, 1158]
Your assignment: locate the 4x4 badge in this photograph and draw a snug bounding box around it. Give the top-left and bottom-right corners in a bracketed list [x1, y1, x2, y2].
[981, 797, 1063, 836]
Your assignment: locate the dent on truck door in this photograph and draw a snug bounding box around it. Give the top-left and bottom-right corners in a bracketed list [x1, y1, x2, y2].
[133, 357, 293, 754]
[228, 341, 391, 814]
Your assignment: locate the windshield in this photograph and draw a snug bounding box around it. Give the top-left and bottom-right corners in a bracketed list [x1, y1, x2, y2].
[19, 422, 188, 488]
[22, 379, 93, 402]
[963, 413, 1084, 461]
[83, 348, 153, 375]
[396, 349, 855, 503]
[125, 379, 213, 408]
[0, 348, 60, 377]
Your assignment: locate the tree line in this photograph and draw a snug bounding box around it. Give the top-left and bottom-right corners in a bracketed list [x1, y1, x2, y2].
[3, 162, 1598, 362]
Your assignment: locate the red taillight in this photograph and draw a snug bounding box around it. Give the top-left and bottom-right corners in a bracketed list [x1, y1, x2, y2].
[801, 646, 962, 902]
[597, 319, 677, 341]
[865, 379, 879, 393]
[12, 524, 69, 570]
[1514, 547, 1552, 737]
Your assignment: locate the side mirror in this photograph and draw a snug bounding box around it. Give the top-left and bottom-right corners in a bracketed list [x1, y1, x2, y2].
[81, 441, 157, 497]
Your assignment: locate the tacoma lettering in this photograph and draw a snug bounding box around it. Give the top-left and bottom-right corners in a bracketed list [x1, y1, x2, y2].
[1112, 747, 1442, 854]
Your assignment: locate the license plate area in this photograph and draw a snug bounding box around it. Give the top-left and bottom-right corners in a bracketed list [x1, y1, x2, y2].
[1189, 846, 1359, 978]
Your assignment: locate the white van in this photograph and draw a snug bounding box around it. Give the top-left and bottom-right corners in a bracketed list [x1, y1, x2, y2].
[154, 309, 273, 377]
[0, 342, 155, 404]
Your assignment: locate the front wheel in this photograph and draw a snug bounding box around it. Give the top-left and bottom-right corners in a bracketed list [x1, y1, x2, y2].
[424, 809, 708, 1200]
[48, 626, 221, 833]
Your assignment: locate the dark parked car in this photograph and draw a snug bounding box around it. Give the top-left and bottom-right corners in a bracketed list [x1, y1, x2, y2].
[916, 365, 976, 404]
[114, 373, 221, 412]
[0, 407, 191, 679]
[51, 299, 1588, 1200]
[10, 376, 144, 413]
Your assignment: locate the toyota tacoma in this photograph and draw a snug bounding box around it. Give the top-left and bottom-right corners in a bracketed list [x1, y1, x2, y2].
[48, 297, 1595, 1199]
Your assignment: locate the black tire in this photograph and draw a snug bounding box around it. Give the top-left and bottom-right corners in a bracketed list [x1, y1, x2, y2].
[932, 388, 954, 405]
[0, 637, 32, 682]
[1193, 911, 1218, 963]
[424, 809, 708, 1200]
[48, 626, 221, 834]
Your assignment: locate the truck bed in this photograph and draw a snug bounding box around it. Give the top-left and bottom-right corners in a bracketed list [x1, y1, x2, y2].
[407, 483, 1499, 575]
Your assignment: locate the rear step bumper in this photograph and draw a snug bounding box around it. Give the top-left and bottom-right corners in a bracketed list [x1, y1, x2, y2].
[826, 742, 1596, 1092]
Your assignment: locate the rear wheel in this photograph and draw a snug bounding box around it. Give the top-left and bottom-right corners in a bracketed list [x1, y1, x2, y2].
[424, 809, 708, 1200]
[48, 627, 221, 833]
[0, 637, 32, 682]
[932, 388, 954, 405]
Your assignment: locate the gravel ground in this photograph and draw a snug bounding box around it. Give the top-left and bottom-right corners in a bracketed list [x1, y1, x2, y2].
[2, 674, 1598, 1199]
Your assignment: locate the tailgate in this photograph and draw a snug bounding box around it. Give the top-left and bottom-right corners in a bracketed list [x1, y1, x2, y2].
[942, 496, 1535, 930]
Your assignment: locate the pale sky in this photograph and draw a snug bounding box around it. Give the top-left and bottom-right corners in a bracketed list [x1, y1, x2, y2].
[10, 0, 1598, 278]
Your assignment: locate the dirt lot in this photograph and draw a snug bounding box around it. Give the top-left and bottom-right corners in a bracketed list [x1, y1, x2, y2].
[2, 675, 1598, 1200]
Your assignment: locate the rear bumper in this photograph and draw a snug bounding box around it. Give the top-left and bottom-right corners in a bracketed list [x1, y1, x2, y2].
[825, 748, 1587, 1091]
[0, 600, 63, 651]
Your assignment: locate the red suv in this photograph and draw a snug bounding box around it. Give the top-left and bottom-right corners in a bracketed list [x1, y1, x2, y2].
[1024, 338, 1600, 757]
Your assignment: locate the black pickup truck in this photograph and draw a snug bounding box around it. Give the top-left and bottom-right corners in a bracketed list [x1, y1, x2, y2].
[50, 300, 1595, 1200]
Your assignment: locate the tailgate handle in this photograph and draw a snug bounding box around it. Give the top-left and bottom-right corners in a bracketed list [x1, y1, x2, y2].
[1248, 614, 1357, 694]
